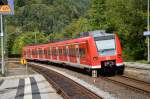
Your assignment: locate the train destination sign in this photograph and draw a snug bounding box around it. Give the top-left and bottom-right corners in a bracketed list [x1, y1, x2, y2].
[143, 31, 150, 36]
[0, 0, 14, 15]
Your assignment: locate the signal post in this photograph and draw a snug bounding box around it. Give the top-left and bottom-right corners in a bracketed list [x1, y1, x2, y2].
[20, 58, 28, 74]
[0, 0, 14, 75]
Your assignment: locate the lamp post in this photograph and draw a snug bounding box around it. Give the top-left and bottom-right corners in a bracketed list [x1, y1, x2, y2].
[0, 14, 4, 75]
[148, 0, 150, 63]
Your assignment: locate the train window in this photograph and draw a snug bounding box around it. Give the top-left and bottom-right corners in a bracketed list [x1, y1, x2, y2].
[76, 48, 79, 57]
[73, 48, 76, 57]
[52, 48, 57, 56]
[71, 48, 73, 57]
[61, 49, 63, 55]
[69, 48, 76, 57]
[34, 49, 36, 55]
[38, 49, 43, 55]
[44, 49, 47, 55]
[32, 50, 34, 55]
[79, 48, 86, 57]
[69, 48, 71, 56]
[63, 48, 67, 56]
[72, 48, 73, 56]
[35, 49, 38, 55]
[33, 50, 37, 55]
[95, 39, 116, 56]
[70, 48, 72, 57]
[55, 49, 57, 56]
[28, 49, 30, 57]
[55, 50, 57, 56]
[48, 49, 51, 55]
[52, 49, 54, 56]
[59, 49, 62, 56]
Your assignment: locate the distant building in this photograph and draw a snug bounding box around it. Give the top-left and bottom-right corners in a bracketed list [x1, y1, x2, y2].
[0, 0, 8, 5]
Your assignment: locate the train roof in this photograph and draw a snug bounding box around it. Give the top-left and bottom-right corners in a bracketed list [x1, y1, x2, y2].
[87, 30, 114, 37]
[24, 30, 115, 48]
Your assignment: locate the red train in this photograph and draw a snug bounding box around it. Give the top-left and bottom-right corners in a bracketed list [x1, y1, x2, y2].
[22, 30, 124, 77]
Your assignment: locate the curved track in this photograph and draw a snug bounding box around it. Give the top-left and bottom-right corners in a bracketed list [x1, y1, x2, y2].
[101, 75, 150, 96]
[30, 64, 102, 99]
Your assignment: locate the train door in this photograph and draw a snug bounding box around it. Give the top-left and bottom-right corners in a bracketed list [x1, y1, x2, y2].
[25, 49, 28, 59]
[56, 47, 59, 61]
[62, 46, 67, 61]
[30, 49, 32, 59]
[42, 48, 44, 59]
[79, 42, 90, 65]
[66, 46, 70, 62]
[37, 48, 40, 59]
[39, 48, 43, 59]
[32, 49, 34, 59]
[50, 47, 52, 60]
[35, 48, 38, 59]
[75, 44, 80, 64]
[47, 47, 50, 60]
[52, 47, 57, 60]
[44, 48, 47, 60]
[69, 45, 77, 63]
[58, 46, 63, 61]
[28, 49, 31, 59]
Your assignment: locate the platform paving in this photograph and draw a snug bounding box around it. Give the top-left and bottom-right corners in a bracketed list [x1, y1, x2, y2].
[125, 62, 150, 70]
[0, 74, 62, 99]
[124, 62, 150, 83]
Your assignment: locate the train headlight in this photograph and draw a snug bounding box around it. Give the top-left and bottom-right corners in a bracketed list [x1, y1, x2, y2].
[93, 57, 98, 61]
[117, 54, 122, 58]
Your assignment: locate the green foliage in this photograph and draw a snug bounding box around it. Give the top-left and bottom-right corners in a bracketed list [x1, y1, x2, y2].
[88, 0, 106, 30]
[5, 0, 148, 61]
[12, 32, 48, 54]
[63, 18, 91, 38]
[7, 0, 90, 33]
[6, 0, 90, 55]
[103, 0, 146, 60]
[61, 0, 147, 60]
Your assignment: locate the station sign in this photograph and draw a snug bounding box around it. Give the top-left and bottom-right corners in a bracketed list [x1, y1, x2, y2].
[143, 31, 150, 36]
[0, 0, 14, 15]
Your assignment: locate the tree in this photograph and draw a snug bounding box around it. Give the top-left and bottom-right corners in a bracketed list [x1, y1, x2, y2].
[105, 0, 146, 60]
[12, 32, 49, 54]
[88, 0, 106, 30]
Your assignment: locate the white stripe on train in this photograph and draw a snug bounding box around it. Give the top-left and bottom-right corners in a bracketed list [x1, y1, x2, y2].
[27, 58, 124, 69]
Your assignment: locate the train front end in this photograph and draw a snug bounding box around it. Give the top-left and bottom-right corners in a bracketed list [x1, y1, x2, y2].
[90, 30, 124, 75]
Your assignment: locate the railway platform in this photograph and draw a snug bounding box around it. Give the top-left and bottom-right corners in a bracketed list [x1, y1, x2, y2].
[125, 62, 150, 70]
[0, 74, 62, 99]
[124, 62, 150, 83]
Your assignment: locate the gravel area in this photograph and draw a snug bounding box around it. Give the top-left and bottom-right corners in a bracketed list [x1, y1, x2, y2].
[39, 63, 150, 99]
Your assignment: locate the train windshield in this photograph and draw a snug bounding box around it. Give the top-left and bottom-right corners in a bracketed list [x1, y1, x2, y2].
[95, 39, 116, 56]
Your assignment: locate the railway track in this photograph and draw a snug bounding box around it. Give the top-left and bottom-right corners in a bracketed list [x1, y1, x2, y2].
[30, 64, 102, 99]
[101, 75, 150, 96]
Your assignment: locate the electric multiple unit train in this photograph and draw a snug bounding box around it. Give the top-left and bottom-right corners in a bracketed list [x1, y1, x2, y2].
[22, 30, 124, 76]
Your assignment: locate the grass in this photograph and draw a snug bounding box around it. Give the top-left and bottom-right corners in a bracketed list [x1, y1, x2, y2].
[135, 60, 148, 64]
[124, 59, 148, 64]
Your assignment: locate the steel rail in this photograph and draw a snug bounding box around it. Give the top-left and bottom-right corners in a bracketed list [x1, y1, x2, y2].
[100, 75, 150, 96]
[30, 64, 102, 99]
